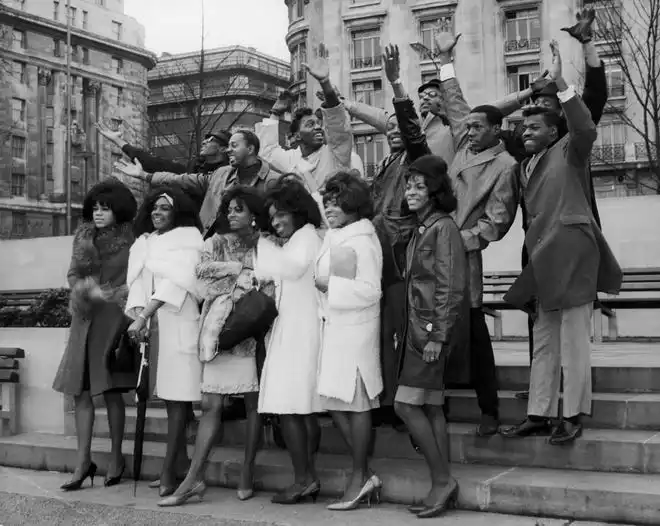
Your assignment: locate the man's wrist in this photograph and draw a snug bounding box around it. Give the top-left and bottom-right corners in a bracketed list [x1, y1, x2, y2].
[390, 78, 402, 86]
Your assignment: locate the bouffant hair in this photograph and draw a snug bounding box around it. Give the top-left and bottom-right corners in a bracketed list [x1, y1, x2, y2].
[219, 185, 270, 231]
[133, 185, 202, 237]
[82, 177, 137, 224]
[265, 174, 323, 233]
[289, 107, 315, 135]
[321, 171, 374, 220]
[406, 155, 458, 214]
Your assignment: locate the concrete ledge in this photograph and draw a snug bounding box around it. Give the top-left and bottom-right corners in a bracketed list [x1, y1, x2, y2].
[0, 433, 658, 524]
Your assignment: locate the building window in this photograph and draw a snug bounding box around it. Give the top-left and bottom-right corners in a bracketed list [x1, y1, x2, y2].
[592, 118, 627, 164]
[593, 2, 622, 41]
[354, 134, 385, 182]
[82, 10, 88, 29]
[504, 9, 541, 53]
[112, 21, 122, 40]
[11, 212, 27, 237]
[351, 28, 382, 69]
[12, 98, 26, 124]
[110, 118, 123, 132]
[46, 107, 54, 127]
[153, 134, 180, 148]
[11, 136, 26, 159]
[112, 57, 123, 74]
[47, 143, 54, 165]
[288, 0, 305, 19]
[94, 0, 104, 5]
[83, 47, 90, 64]
[117, 86, 123, 105]
[69, 6, 77, 26]
[507, 64, 540, 94]
[47, 127, 54, 143]
[54, 39, 61, 57]
[605, 62, 625, 98]
[11, 175, 26, 197]
[419, 16, 453, 53]
[352, 80, 383, 109]
[12, 29, 26, 50]
[421, 71, 437, 85]
[290, 41, 307, 82]
[54, 1, 59, 21]
[12, 61, 26, 84]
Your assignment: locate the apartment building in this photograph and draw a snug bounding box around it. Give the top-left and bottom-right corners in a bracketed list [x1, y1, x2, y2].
[284, 0, 655, 193]
[0, 0, 156, 238]
[147, 46, 291, 166]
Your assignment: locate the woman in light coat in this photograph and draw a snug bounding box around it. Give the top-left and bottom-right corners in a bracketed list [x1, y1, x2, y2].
[125, 186, 204, 497]
[314, 171, 383, 511]
[256, 176, 324, 504]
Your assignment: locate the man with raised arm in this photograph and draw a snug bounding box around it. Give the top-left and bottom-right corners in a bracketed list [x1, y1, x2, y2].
[255, 43, 361, 192]
[431, 31, 519, 437]
[501, 40, 621, 445]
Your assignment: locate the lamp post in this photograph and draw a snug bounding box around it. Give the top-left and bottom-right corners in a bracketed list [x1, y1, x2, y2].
[65, 0, 72, 234]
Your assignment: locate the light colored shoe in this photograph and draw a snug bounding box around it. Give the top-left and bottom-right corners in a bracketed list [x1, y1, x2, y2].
[326, 478, 380, 511]
[237, 488, 254, 501]
[148, 479, 160, 489]
[157, 481, 206, 507]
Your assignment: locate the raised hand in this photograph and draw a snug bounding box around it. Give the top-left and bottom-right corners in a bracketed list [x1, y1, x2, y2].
[315, 84, 342, 103]
[303, 43, 330, 82]
[530, 69, 550, 94]
[114, 157, 146, 180]
[561, 7, 596, 43]
[434, 31, 462, 56]
[383, 44, 401, 83]
[271, 90, 293, 116]
[548, 40, 563, 81]
[95, 120, 124, 147]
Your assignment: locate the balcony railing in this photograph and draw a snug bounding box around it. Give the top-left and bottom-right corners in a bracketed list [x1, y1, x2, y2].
[608, 84, 625, 98]
[351, 56, 382, 70]
[505, 37, 541, 53]
[591, 144, 625, 164]
[635, 142, 658, 161]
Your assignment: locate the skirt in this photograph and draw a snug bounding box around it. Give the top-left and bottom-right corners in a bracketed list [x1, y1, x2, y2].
[202, 352, 259, 395]
[394, 385, 445, 406]
[321, 374, 380, 413]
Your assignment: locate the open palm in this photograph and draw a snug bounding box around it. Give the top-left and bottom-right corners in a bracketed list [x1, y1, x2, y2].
[303, 43, 330, 81]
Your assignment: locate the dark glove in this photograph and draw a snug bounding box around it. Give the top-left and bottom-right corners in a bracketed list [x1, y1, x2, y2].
[530, 70, 550, 95]
[561, 7, 596, 44]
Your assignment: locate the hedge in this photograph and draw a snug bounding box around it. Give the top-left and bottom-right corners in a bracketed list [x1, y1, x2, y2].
[0, 288, 71, 328]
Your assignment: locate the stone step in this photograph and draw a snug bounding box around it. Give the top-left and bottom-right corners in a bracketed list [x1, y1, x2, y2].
[94, 408, 660, 474]
[0, 432, 658, 525]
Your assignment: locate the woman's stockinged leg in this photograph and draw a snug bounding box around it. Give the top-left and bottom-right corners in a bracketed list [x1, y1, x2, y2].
[161, 400, 188, 488]
[241, 393, 263, 491]
[279, 414, 311, 485]
[344, 411, 372, 500]
[304, 414, 320, 482]
[426, 405, 450, 470]
[175, 394, 224, 494]
[395, 402, 449, 505]
[330, 411, 352, 450]
[73, 391, 95, 478]
[103, 391, 126, 477]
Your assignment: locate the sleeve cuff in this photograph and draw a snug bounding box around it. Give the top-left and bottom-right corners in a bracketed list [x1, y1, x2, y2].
[439, 63, 456, 82]
[557, 85, 577, 103]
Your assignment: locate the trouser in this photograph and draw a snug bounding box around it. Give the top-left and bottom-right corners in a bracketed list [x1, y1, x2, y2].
[470, 308, 499, 419]
[527, 303, 593, 419]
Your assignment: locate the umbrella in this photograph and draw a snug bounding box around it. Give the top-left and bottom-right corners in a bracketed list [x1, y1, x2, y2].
[132, 319, 151, 497]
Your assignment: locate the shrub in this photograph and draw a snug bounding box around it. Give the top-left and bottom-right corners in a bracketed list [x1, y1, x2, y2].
[0, 288, 71, 328]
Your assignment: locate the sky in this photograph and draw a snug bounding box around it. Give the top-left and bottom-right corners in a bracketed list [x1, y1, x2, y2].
[123, 0, 290, 61]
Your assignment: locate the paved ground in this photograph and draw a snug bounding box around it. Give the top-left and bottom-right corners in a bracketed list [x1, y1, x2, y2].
[494, 340, 660, 366]
[0, 467, 636, 526]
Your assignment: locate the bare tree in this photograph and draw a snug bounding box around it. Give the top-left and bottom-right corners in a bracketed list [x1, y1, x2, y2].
[589, 0, 659, 193]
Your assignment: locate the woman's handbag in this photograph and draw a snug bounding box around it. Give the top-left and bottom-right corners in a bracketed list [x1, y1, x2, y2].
[216, 287, 278, 351]
[106, 317, 140, 373]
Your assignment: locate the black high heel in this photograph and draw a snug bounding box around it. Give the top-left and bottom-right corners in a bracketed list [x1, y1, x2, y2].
[271, 480, 320, 504]
[104, 461, 125, 487]
[61, 462, 97, 491]
[416, 479, 459, 519]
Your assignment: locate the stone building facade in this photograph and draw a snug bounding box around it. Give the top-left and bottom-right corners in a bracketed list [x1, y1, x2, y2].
[283, 0, 656, 192]
[147, 46, 291, 166]
[0, 0, 155, 239]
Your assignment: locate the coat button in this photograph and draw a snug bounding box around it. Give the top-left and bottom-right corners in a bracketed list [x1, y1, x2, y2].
[418, 226, 426, 234]
[425, 322, 433, 332]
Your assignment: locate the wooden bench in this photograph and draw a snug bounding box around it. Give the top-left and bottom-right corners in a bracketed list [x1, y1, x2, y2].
[482, 268, 660, 342]
[0, 289, 45, 309]
[0, 347, 24, 436]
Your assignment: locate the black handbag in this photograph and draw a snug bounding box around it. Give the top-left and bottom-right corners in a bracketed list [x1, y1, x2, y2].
[106, 317, 140, 373]
[216, 288, 278, 351]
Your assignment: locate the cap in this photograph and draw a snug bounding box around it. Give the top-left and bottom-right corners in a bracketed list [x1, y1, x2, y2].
[418, 78, 442, 94]
[205, 130, 231, 147]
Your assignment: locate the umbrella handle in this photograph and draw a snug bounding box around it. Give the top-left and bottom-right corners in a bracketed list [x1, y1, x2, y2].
[135, 317, 151, 404]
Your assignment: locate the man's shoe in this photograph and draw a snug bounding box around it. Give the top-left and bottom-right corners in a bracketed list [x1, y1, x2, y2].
[476, 414, 500, 437]
[500, 418, 552, 438]
[548, 421, 583, 445]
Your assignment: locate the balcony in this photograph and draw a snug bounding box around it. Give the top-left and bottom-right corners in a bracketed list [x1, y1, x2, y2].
[505, 37, 541, 54]
[635, 142, 658, 162]
[591, 144, 626, 165]
[351, 56, 382, 70]
[608, 84, 625, 98]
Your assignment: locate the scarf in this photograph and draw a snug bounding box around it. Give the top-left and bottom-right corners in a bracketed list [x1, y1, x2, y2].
[69, 221, 134, 280]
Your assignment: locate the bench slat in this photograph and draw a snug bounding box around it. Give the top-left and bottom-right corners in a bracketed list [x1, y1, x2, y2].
[0, 358, 19, 370]
[0, 371, 19, 383]
[0, 348, 25, 359]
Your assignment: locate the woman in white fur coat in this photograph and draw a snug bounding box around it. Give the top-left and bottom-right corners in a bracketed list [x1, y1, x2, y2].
[314, 172, 383, 511]
[125, 186, 204, 497]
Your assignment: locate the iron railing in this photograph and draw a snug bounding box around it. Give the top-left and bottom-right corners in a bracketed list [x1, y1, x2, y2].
[591, 144, 625, 164]
[504, 37, 541, 53]
[351, 56, 383, 70]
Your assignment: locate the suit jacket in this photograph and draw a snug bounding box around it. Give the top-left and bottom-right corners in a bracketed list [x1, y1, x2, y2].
[504, 94, 622, 311]
[441, 77, 519, 307]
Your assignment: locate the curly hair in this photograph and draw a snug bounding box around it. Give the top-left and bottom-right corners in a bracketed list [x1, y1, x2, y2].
[265, 175, 323, 233]
[82, 177, 137, 224]
[321, 171, 374, 220]
[289, 107, 314, 135]
[219, 185, 269, 231]
[133, 185, 202, 237]
[406, 155, 457, 214]
[522, 105, 563, 130]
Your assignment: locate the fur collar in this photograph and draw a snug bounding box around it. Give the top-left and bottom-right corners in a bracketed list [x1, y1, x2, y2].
[70, 221, 134, 279]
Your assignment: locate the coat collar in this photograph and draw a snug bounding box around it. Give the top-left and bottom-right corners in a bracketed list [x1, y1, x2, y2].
[453, 141, 507, 175]
[226, 158, 270, 185]
[417, 209, 450, 229]
[317, 218, 375, 259]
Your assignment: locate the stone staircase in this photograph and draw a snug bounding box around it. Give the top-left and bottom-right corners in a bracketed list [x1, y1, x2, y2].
[0, 342, 659, 524]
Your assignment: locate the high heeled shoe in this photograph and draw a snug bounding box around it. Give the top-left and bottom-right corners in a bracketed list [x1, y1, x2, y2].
[271, 480, 320, 505]
[159, 485, 176, 498]
[61, 462, 97, 491]
[326, 477, 380, 511]
[104, 461, 125, 487]
[416, 479, 459, 519]
[157, 481, 207, 507]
